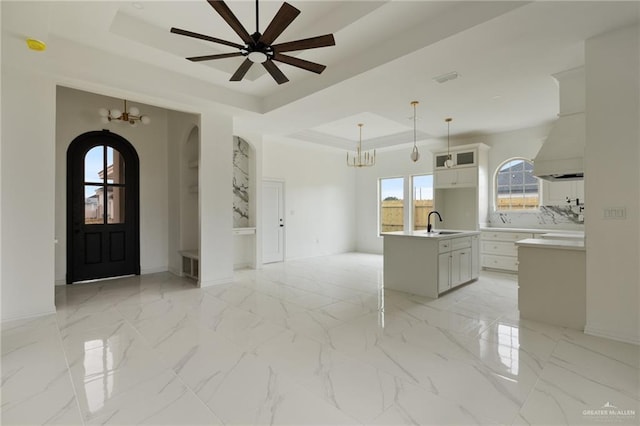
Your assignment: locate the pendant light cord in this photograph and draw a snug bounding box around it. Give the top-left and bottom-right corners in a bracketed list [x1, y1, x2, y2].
[446, 117, 452, 160]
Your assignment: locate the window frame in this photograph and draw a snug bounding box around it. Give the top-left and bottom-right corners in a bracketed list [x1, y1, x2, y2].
[378, 176, 405, 236]
[410, 173, 434, 231]
[493, 157, 541, 211]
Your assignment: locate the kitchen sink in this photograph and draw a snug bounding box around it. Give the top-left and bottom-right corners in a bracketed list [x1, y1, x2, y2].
[427, 231, 462, 235]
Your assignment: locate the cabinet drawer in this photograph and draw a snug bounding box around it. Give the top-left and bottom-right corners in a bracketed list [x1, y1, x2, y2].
[438, 240, 452, 253]
[481, 231, 533, 242]
[481, 241, 517, 256]
[451, 237, 471, 251]
[482, 255, 518, 271]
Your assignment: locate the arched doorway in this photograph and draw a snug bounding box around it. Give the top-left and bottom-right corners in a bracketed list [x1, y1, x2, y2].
[66, 130, 140, 283]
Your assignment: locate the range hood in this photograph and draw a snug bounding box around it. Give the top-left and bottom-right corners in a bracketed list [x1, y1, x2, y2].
[533, 67, 585, 181]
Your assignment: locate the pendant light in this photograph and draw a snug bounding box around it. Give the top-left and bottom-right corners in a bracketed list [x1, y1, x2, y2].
[410, 101, 420, 162]
[444, 117, 453, 168]
[346, 123, 375, 167]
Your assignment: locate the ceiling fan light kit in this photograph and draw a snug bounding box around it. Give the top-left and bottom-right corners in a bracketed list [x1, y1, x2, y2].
[171, 0, 336, 84]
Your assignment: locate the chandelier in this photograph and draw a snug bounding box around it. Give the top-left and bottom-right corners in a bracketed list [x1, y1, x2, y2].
[347, 123, 375, 167]
[410, 101, 420, 162]
[99, 100, 150, 126]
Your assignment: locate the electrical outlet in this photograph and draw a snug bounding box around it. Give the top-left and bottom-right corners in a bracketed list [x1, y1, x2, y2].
[578, 214, 584, 222]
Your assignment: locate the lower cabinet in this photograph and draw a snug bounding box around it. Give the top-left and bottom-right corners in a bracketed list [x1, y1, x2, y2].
[438, 252, 451, 293]
[438, 237, 474, 293]
[481, 230, 535, 272]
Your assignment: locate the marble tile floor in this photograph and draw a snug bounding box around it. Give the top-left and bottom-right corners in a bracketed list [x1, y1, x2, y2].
[2, 253, 638, 425]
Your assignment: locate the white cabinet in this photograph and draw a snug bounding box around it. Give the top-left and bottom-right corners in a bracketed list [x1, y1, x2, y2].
[471, 234, 480, 279]
[481, 230, 536, 272]
[432, 143, 489, 230]
[438, 236, 474, 293]
[434, 167, 478, 188]
[383, 232, 480, 298]
[438, 252, 451, 293]
[542, 180, 585, 206]
[435, 148, 477, 169]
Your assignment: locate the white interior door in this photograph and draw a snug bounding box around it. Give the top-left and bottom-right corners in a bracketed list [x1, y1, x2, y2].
[262, 180, 284, 263]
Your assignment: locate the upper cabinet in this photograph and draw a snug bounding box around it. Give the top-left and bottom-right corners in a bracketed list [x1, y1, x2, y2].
[433, 144, 489, 189]
[542, 180, 585, 206]
[435, 148, 478, 170]
[432, 143, 490, 230]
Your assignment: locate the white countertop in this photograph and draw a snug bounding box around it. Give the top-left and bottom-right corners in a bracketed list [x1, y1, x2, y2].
[382, 230, 480, 239]
[481, 226, 585, 235]
[516, 238, 585, 251]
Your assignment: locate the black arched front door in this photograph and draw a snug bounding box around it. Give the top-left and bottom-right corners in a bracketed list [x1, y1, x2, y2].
[67, 130, 140, 283]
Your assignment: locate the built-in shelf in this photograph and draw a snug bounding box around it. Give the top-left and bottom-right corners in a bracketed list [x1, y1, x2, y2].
[233, 227, 256, 235]
[179, 249, 199, 280]
[188, 160, 199, 169]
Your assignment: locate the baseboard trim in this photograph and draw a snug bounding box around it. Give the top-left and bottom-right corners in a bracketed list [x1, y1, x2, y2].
[584, 325, 640, 345]
[141, 266, 169, 275]
[1, 306, 57, 324]
[198, 276, 234, 288]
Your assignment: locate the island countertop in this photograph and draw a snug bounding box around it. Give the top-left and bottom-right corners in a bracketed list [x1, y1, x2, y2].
[515, 237, 585, 251]
[382, 230, 480, 239]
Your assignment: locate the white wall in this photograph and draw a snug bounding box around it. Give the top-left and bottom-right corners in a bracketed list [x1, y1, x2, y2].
[167, 111, 200, 276]
[55, 87, 170, 283]
[199, 112, 234, 286]
[1, 64, 57, 321]
[585, 23, 640, 344]
[356, 147, 435, 254]
[262, 139, 356, 260]
[2, 16, 238, 319]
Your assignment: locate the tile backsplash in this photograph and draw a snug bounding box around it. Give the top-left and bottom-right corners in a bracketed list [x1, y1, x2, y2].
[488, 205, 584, 230]
[232, 136, 250, 228]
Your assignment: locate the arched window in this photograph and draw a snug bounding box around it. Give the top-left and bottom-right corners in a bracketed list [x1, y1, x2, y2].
[495, 158, 540, 210]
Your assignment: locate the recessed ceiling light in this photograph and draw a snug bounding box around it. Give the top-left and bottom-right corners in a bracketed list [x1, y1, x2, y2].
[433, 71, 459, 84]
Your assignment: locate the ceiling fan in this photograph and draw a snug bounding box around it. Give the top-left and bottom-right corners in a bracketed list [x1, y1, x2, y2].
[171, 0, 336, 84]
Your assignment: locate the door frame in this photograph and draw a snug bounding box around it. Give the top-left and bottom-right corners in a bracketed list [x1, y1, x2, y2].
[66, 130, 140, 283]
[262, 179, 285, 264]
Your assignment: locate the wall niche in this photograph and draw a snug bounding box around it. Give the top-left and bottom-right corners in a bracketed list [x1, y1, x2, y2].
[232, 136, 256, 269]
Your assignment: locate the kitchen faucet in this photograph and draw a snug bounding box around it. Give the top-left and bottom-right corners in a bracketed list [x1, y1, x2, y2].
[427, 211, 442, 233]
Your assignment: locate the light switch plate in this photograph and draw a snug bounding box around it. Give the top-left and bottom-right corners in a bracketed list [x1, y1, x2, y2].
[603, 207, 626, 220]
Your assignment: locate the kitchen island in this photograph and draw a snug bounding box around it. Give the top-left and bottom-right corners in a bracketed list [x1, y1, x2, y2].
[516, 237, 586, 330]
[383, 230, 480, 298]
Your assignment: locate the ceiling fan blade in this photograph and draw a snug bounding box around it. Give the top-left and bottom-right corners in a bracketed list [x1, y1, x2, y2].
[262, 60, 289, 85]
[207, 0, 253, 45]
[272, 53, 326, 74]
[272, 34, 335, 53]
[187, 52, 244, 62]
[171, 27, 244, 49]
[230, 58, 253, 81]
[259, 2, 300, 46]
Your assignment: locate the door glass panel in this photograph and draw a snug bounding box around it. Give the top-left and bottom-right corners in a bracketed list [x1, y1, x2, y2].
[85, 146, 104, 183]
[107, 186, 125, 224]
[84, 185, 105, 224]
[106, 147, 125, 184]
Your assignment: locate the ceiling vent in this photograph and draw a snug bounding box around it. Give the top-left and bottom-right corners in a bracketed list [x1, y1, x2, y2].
[433, 71, 459, 84]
